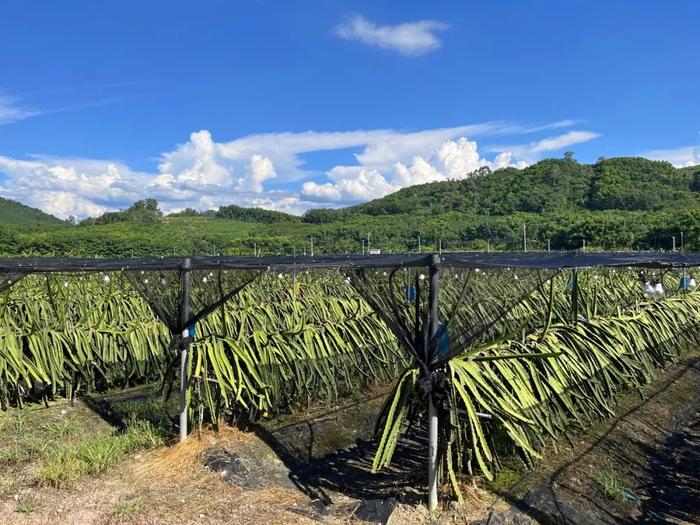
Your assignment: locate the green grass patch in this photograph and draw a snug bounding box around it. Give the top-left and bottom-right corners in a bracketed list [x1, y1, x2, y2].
[595, 466, 630, 502]
[112, 395, 171, 422]
[35, 420, 167, 488]
[111, 496, 145, 517]
[15, 501, 39, 514]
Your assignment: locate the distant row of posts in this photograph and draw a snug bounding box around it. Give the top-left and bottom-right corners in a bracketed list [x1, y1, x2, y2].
[244, 228, 687, 256]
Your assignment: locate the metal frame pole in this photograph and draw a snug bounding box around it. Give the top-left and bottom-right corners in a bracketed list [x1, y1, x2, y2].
[428, 253, 440, 511]
[179, 257, 192, 442]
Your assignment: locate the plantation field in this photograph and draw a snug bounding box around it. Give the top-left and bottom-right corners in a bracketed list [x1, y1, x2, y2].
[1, 264, 699, 523]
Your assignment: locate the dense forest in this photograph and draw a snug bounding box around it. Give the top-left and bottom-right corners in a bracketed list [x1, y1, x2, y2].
[1, 156, 699, 256]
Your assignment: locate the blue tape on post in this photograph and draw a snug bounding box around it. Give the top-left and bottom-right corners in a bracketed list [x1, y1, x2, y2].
[680, 275, 691, 291]
[437, 323, 449, 360]
[406, 284, 417, 303]
[187, 324, 196, 338]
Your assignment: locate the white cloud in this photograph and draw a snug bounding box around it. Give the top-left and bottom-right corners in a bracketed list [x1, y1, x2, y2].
[436, 138, 487, 179]
[528, 131, 600, 154]
[0, 93, 41, 125]
[158, 130, 232, 188]
[393, 157, 444, 187]
[486, 130, 600, 162]
[302, 137, 531, 203]
[0, 120, 593, 218]
[334, 15, 448, 56]
[641, 145, 700, 168]
[304, 167, 395, 202]
[236, 154, 277, 193]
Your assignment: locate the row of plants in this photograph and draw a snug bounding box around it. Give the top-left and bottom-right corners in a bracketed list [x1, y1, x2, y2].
[0, 271, 406, 414]
[371, 271, 699, 500]
[1, 267, 682, 413]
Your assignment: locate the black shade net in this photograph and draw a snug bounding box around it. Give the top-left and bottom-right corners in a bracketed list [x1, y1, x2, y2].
[348, 264, 560, 410]
[2, 251, 700, 275]
[125, 267, 260, 335]
[0, 272, 25, 294]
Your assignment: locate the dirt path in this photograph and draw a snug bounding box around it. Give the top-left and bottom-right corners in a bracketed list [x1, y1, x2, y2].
[635, 394, 700, 523]
[484, 356, 700, 525]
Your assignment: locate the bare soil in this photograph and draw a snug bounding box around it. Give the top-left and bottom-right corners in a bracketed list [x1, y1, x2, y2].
[1, 356, 699, 525]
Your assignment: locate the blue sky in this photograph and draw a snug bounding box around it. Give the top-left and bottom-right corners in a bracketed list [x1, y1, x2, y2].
[0, 1, 698, 218]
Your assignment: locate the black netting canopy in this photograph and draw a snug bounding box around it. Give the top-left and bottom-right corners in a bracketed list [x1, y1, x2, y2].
[0, 272, 24, 294]
[2, 251, 700, 275]
[3, 251, 697, 374]
[2, 252, 699, 340]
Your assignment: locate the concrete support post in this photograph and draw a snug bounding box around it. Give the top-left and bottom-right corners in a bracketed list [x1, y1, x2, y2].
[179, 257, 192, 442]
[427, 253, 440, 511]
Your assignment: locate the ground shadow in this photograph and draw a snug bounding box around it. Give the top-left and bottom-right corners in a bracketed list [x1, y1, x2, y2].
[253, 422, 428, 506]
[486, 357, 700, 525]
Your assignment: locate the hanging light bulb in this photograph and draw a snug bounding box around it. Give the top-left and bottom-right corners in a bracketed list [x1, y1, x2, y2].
[277, 273, 284, 279]
[689, 277, 697, 290]
[642, 282, 654, 299]
[103, 274, 110, 283]
[419, 273, 426, 280]
[202, 277, 207, 283]
[654, 282, 665, 298]
[63, 281, 69, 288]
[144, 278, 149, 284]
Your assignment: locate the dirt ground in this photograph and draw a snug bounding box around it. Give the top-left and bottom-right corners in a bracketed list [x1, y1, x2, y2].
[1, 356, 699, 525]
[484, 354, 700, 525]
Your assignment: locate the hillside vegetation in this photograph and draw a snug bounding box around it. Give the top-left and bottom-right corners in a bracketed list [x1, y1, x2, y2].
[303, 157, 700, 221]
[1, 157, 699, 256]
[0, 196, 65, 226]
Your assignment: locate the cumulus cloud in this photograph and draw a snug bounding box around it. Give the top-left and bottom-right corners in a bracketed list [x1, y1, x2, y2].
[158, 130, 232, 188]
[641, 145, 700, 168]
[334, 15, 448, 56]
[236, 154, 277, 193]
[302, 137, 531, 203]
[0, 120, 594, 218]
[303, 167, 395, 202]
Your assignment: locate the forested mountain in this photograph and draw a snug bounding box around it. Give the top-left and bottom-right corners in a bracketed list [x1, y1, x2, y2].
[216, 204, 299, 223]
[302, 157, 700, 222]
[0, 196, 65, 226]
[1, 157, 699, 256]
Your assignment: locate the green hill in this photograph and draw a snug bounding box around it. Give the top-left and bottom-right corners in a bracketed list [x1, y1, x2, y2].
[302, 157, 700, 222]
[3, 157, 700, 256]
[0, 196, 65, 226]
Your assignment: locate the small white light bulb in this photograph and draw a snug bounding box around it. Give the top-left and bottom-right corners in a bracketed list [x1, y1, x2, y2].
[654, 282, 665, 298]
